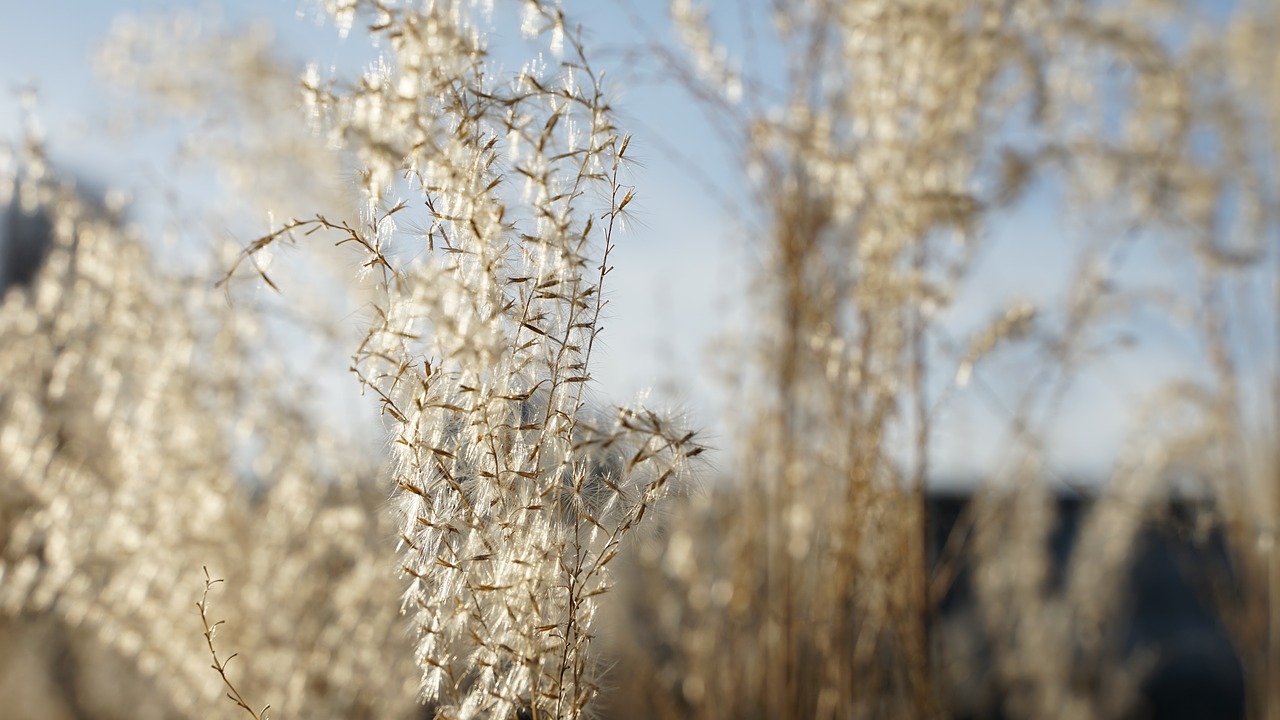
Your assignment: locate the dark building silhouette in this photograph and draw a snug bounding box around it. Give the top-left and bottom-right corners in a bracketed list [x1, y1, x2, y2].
[0, 192, 54, 294]
[928, 493, 1245, 720]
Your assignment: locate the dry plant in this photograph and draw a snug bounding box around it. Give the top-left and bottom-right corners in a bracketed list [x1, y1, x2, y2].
[1, 1, 1278, 719]
[0, 42, 421, 720]
[602, 1, 1280, 719]
[216, 1, 705, 718]
[197, 567, 271, 720]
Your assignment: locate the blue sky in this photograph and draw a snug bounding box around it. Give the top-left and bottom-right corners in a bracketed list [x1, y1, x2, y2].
[1, 0, 1240, 485]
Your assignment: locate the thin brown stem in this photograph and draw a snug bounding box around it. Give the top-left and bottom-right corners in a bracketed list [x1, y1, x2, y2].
[197, 567, 270, 720]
